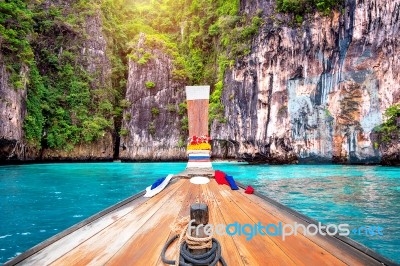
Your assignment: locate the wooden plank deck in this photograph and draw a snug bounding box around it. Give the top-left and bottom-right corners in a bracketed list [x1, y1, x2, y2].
[6, 177, 393, 266]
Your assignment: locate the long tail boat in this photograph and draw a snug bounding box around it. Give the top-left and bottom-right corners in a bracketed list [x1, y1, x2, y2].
[5, 86, 396, 266]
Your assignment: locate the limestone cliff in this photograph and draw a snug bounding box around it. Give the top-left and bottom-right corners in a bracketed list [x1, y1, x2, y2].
[119, 34, 186, 161]
[0, 54, 30, 161]
[41, 8, 114, 161]
[0, 2, 113, 162]
[212, 0, 400, 164]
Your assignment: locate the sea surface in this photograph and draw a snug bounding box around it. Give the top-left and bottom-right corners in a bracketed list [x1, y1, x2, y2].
[0, 162, 399, 264]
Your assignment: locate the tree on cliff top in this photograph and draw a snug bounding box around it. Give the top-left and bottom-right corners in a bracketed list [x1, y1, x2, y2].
[376, 104, 400, 143]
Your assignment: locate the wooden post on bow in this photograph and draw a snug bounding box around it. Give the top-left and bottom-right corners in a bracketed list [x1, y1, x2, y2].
[189, 203, 210, 256]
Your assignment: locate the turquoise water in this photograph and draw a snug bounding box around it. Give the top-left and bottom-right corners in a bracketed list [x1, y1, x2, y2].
[0, 162, 399, 264]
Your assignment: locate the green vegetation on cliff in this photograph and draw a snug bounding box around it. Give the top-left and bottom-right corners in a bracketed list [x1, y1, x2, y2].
[1, 0, 113, 150]
[375, 104, 400, 143]
[277, 0, 343, 16]
[0, 0, 34, 88]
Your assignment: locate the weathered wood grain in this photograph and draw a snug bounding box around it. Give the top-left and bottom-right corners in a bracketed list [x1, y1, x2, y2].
[212, 181, 345, 266]
[200, 183, 246, 265]
[105, 181, 190, 265]
[187, 99, 209, 137]
[208, 181, 295, 266]
[49, 180, 184, 265]
[18, 196, 148, 265]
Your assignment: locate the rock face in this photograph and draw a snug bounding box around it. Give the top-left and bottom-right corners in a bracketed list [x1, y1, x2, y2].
[0, 4, 113, 163]
[119, 34, 186, 161]
[0, 54, 31, 162]
[80, 10, 112, 90]
[212, 0, 400, 164]
[41, 132, 113, 161]
[41, 8, 114, 161]
[380, 140, 400, 166]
